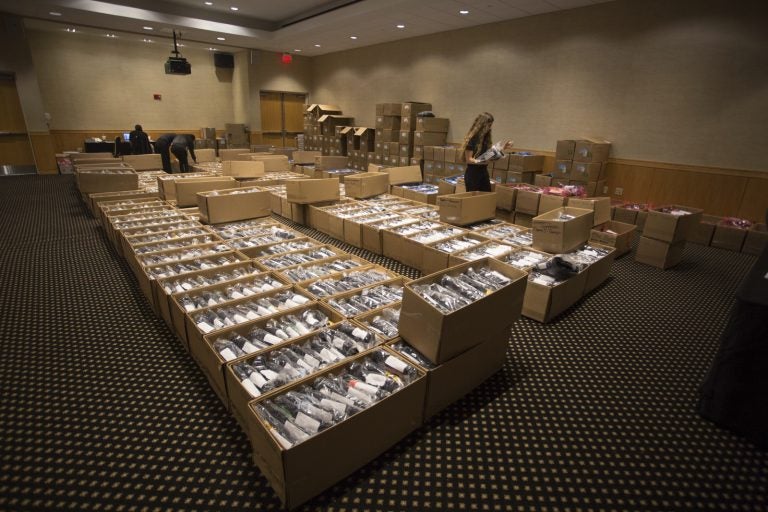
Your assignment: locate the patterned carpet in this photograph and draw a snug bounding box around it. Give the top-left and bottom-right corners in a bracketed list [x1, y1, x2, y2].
[0, 175, 766, 511]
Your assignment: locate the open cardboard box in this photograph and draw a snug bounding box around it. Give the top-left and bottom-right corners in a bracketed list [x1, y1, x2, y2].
[361, 217, 422, 255]
[221, 160, 266, 178]
[447, 240, 516, 267]
[127, 233, 221, 283]
[197, 302, 343, 407]
[175, 177, 238, 207]
[521, 267, 588, 323]
[118, 220, 204, 261]
[398, 257, 527, 364]
[274, 255, 370, 284]
[320, 278, 407, 319]
[254, 244, 349, 273]
[531, 207, 593, 254]
[197, 187, 271, 224]
[420, 232, 489, 276]
[242, 345, 426, 509]
[76, 170, 140, 195]
[122, 153, 163, 171]
[711, 222, 749, 252]
[567, 197, 611, 226]
[513, 188, 542, 215]
[742, 223, 768, 255]
[400, 225, 466, 271]
[381, 221, 442, 262]
[285, 178, 341, 204]
[642, 205, 703, 243]
[228, 235, 317, 259]
[161, 264, 284, 345]
[296, 264, 400, 301]
[688, 214, 721, 246]
[438, 191, 497, 226]
[589, 220, 637, 257]
[578, 242, 617, 294]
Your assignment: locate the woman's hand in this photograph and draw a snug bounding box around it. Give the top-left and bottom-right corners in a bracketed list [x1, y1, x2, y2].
[503, 140, 514, 151]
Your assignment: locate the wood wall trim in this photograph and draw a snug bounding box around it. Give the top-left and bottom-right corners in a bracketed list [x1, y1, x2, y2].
[29, 131, 58, 174]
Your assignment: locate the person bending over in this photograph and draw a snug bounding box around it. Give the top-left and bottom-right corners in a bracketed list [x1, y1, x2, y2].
[154, 133, 177, 173]
[170, 134, 197, 173]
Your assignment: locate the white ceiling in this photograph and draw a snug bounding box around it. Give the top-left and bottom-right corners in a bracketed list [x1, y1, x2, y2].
[0, 0, 616, 56]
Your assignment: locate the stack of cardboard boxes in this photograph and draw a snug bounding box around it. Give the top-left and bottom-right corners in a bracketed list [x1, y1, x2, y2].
[553, 139, 611, 197]
[635, 205, 703, 269]
[423, 145, 466, 186]
[490, 151, 545, 186]
[303, 104, 354, 156]
[689, 216, 767, 255]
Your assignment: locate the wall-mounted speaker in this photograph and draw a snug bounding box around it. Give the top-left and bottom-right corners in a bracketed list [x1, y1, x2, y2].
[214, 52, 234, 68]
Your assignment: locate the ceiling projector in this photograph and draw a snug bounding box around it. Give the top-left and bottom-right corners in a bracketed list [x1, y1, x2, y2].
[165, 30, 191, 75]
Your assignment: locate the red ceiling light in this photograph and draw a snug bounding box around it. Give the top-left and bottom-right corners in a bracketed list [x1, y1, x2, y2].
[281, 52, 293, 64]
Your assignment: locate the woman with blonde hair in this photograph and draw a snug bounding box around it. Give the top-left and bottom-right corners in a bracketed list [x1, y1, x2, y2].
[461, 112, 513, 191]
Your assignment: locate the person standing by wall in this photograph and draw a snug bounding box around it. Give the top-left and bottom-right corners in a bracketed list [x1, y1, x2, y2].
[170, 134, 197, 173]
[129, 124, 153, 155]
[154, 133, 177, 173]
[461, 112, 513, 192]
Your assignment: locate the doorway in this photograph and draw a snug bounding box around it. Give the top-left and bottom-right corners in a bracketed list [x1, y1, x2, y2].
[259, 91, 306, 148]
[0, 73, 35, 175]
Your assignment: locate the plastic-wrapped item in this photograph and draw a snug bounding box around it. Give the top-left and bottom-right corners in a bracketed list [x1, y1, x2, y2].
[480, 224, 525, 240]
[162, 266, 258, 294]
[305, 269, 392, 297]
[255, 240, 318, 257]
[148, 254, 240, 278]
[501, 250, 551, 269]
[282, 258, 363, 283]
[327, 284, 403, 317]
[390, 340, 436, 369]
[139, 243, 230, 266]
[559, 244, 612, 271]
[123, 221, 199, 235]
[413, 265, 511, 313]
[259, 247, 337, 270]
[254, 349, 417, 447]
[528, 257, 583, 286]
[719, 217, 752, 229]
[358, 307, 400, 339]
[503, 231, 534, 247]
[192, 290, 311, 333]
[134, 235, 216, 254]
[127, 228, 210, 246]
[433, 236, 483, 254]
[456, 242, 514, 261]
[390, 221, 442, 238]
[178, 275, 285, 312]
[409, 227, 464, 245]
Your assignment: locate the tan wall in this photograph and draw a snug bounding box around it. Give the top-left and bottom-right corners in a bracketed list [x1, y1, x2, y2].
[310, 0, 768, 173]
[26, 29, 240, 131]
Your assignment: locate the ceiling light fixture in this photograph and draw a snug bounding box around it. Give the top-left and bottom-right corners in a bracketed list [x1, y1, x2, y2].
[49, 11, 62, 16]
[66, 28, 76, 32]
[106, 33, 116, 38]
[208, 47, 218, 51]
[350, 36, 358, 40]
[204, 1, 213, 4]
[459, 10, 469, 15]
[294, 49, 301, 52]
[314, 44, 321, 47]
[396, 24, 405, 29]
[217, 37, 225, 40]
[143, 26, 153, 30]
[230, 6, 238, 11]
[143, 38, 153, 42]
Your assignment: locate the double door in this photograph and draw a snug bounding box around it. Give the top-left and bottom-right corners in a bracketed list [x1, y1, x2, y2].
[260, 91, 306, 147]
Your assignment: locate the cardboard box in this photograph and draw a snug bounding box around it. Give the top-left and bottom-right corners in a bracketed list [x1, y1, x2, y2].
[399, 258, 526, 364]
[642, 205, 704, 243]
[514, 188, 542, 215]
[573, 140, 611, 163]
[197, 187, 270, 224]
[375, 116, 401, 130]
[438, 192, 497, 226]
[122, 154, 162, 171]
[386, 165, 422, 186]
[77, 170, 140, 195]
[612, 205, 640, 225]
[580, 243, 616, 294]
[711, 223, 748, 252]
[507, 153, 544, 172]
[399, 131, 414, 145]
[218, 148, 251, 161]
[221, 160, 266, 178]
[534, 174, 553, 187]
[401, 102, 432, 118]
[343, 172, 389, 199]
[175, 177, 238, 207]
[420, 232, 489, 275]
[532, 207, 593, 253]
[314, 156, 349, 171]
[688, 214, 721, 245]
[243, 347, 426, 509]
[361, 217, 421, 255]
[194, 302, 343, 406]
[285, 178, 340, 204]
[742, 223, 768, 255]
[555, 140, 577, 160]
[381, 222, 441, 261]
[414, 131, 447, 146]
[570, 162, 604, 182]
[495, 185, 516, 212]
[249, 155, 291, 172]
[552, 160, 572, 180]
[390, 330, 508, 420]
[415, 118, 449, 132]
[521, 270, 588, 323]
[567, 197, 611, 226]
[289, 151, 321, 165]
[635, 236, 686, 269]
[376, 129, 399, 143]
[589, 220, 637, 256]
[537, 194, 567, 215]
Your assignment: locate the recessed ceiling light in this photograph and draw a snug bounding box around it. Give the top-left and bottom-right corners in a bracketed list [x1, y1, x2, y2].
[204, 1, 213, 4]
[49, 11, 62, 16]
[106, 33, 116, 38]
[459, 10, 469, 15]
[396, 24, 405, 29]
[143, 38, 153, 43]
[230, 6, 238, 11]
[350, 36, 358, 40]
[208, 47, 218, 51]
[66, 28, 76, 32]
[294, 49, 301, 52]
[314, 44, 321, 47]
[217, 37, 225, 40]
[143, 26, 153, 30]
